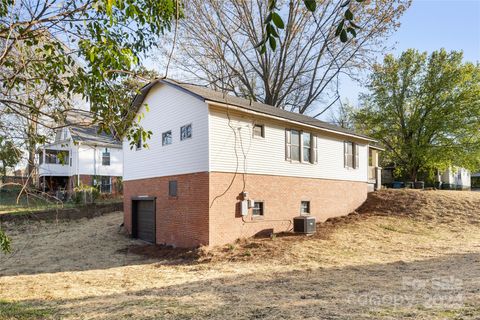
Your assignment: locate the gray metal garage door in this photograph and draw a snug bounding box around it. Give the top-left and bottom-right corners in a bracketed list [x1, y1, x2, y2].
[133, 199, 155, 243]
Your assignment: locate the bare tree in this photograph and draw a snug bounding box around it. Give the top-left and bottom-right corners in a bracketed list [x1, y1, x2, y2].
[159, 0, 410, 115]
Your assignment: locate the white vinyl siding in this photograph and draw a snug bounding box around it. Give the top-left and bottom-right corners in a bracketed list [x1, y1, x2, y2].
[38, 142, 122, 178]
[208, 109, 368, 182]
[123, 83, 209, 181]
[77, 145, 123, 176]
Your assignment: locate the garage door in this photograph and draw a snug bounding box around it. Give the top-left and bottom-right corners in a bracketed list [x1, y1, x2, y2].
[133, 199, 155, 243]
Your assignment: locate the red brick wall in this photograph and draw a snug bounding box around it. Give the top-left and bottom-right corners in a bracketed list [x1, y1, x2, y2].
[123, 172, 210, 248]
[208, 172, 368, 246]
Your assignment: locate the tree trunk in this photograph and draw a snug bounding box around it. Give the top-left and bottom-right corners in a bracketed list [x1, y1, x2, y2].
[27, 115, 38, 180]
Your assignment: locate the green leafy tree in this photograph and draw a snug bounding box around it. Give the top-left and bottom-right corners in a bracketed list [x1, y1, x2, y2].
[354, 49, 480, 181]
[0, 137, 21, 182]
[0, 0, 180, 146]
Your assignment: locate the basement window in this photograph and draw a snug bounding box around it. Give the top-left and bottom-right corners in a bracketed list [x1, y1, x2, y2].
[300, 201, 310, 215]
[252, 201, 264, 217]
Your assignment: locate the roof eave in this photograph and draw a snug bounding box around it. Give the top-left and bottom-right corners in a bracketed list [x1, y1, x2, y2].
[206, 100, 377, 143]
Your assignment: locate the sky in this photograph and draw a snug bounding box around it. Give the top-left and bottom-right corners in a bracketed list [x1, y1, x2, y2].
[337, 0, 480, 112]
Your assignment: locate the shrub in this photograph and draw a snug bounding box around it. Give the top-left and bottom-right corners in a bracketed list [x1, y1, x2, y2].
[72, 184, 99, 204]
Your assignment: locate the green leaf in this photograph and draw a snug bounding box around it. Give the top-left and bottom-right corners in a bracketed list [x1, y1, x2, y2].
[335, 20, 345, 37]
[268, 0, 276, 11]
[259, 45, 266, 54]
[254, 38, 266, 48]
[303, 0, 317, 12]
[350, 21, 361, 29]
[267, 23, 279, 38]
[347, 27, 357, 37]
[272, 12, 284, 29]
[264, 12, 272, 24]
[269, 36, 277, 50]
[340, 0, 351, 7]
[340, 29, 348, 42]
[345, 8, 353, 21]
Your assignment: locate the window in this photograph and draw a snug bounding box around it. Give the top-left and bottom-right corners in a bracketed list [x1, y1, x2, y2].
[169, 180, 177, 197]
[100, 176, 111, 193]
[301, 201, 310, 215]
[136, 135, 142, 150]
[180, 124, 192, 141]
[368, 148, 373, 166]
[344, 141, 359, 169]
[162, 130, 172, 146]
[102, 148, 110, 166]
[303, 133, 311, 162]
[39, 150, 43, 165]
[69, 157, 72, 167]
[253, 124, 265, 138]
[45, 150, 69, 165]
[252, 201, 264, 216]
[290, 130, 301, 161]
[286, 130, 317, 164]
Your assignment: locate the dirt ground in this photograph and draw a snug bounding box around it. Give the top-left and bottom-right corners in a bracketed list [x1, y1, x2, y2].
[0, 189, 479, 319]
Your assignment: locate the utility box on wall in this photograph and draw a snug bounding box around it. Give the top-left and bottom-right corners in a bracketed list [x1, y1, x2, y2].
[293, 216, 316, 234]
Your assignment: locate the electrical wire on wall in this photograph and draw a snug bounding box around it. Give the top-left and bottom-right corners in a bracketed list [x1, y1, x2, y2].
[205, 76, 293, 230]
[209, 103, 240, 208]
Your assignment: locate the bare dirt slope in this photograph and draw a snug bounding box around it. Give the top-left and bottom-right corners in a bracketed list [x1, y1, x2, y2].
[0, 189, 479, 319]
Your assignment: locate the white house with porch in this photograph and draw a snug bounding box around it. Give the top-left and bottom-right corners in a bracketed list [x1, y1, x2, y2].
[38, 124, 123, 195]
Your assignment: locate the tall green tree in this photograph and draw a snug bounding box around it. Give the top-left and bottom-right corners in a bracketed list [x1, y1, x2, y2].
[354, 49, 480, 181]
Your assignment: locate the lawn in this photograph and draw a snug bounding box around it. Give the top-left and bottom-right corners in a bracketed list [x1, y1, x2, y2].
[0, 189, 479, 319]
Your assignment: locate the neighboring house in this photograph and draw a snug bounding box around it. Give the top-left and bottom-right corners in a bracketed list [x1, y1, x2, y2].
[471, 172, 480, 189]
[123, 79, 382, 248]
[439, 166, 471, 190]
[38, 124, 123, 194]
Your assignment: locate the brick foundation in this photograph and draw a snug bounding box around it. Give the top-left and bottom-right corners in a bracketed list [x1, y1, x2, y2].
[208, 172, 368, 246]
[123, 172, 210, 248]
[123, 172, 368, 248]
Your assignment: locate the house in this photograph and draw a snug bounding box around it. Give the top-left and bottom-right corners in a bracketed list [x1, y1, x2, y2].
[439, 166, 471, 190]
[38, 123, 123, 195]
[123, 79, 382, 247]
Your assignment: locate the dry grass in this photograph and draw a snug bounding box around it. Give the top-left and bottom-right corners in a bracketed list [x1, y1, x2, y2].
[0, 189, 479, 319]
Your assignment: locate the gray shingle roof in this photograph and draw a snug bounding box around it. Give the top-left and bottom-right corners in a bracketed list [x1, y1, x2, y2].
[69, 125, 121, 147]
[131, 78, 375, 141]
